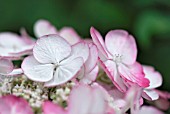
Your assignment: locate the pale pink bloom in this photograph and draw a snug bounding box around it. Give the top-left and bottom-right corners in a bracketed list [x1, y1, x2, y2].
[0, 58, 23, 76]
[134, 106, 164, 114]
[0, 95, 33, 114]
[78, 43, 99, 84]
[34, 19, 81, 45]
[43, 84, 108, 114]
[22, 35, 84, 86]
[90, 27, 149, 92]
[142, 65, 163, 100]
[0, 32, 34, 60]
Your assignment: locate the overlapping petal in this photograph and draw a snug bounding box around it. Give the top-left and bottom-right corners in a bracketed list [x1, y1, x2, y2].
[45, 57, 83, 86]
[33, 35, 71, 64]
[22, 56, 54, 82]
[60, 27, 81, 45]
[34, 19, 58, 38]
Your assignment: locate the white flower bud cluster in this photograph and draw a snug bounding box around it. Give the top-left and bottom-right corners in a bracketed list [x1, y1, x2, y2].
[12, 76, 48, 108]
[0, 75, 13, 96]
[50, 81, 75, 106]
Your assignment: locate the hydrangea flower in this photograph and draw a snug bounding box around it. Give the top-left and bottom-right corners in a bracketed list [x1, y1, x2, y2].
[142, 65, 163, 100]
[34, 19, 81, 45]
[0, 32, 34, 60]
[90, 27, 150, 92]
[22, 34, 84, 86]
[0, 95, 33, 114]
[43, 84, 108, 114]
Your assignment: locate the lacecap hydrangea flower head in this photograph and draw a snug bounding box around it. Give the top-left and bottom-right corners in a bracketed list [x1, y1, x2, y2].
[0, 19, 169, 114]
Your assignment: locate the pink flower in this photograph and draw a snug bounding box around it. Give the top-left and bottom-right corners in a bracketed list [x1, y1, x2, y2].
[22, 34, 84, 86]
[90, 27, 149, 92]
[0, 95, 33, 114]
[142, 65, 163, 100]
[43, 84, 108, 114]
[0, 32, 34, 60]
[34, 19, 81, 45]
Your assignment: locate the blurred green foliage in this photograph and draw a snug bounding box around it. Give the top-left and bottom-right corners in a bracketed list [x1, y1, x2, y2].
[0, 0, 170, 91]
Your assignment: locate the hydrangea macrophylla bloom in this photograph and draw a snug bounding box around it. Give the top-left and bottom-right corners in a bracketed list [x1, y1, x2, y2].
[0, 32, 34, 60]
[0, 95, 33, 114]
[22, 35, 84, 86]
[142, 65, 163, 100]
[90, 27, 149, 92]
[78, 43, 99, 84]
[43, 84, 108, 114]
[34, 19, 81, 45]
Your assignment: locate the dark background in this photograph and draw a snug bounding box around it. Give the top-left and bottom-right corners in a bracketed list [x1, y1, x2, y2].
[0, 0, 170, 91]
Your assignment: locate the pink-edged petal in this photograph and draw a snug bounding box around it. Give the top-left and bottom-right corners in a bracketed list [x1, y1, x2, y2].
[33, 34, 71, 64]
[118, 62, 150, 88]
[142, 89, 159, 100]
[143, 66, 162, 89]
[43, 101, 66, 114]
[105, 30, 137, 65]
[45, 57, 83, 86]
[90, 27, 109, 61]
[0, 32, 34, 57]
[80, 65, 99, 84]
[90, 86, 108, 114]
[5, 68, 23, 76]
[100, 59, 127, 92]
[68, 85, 92, 114]
[68, 84, 107, 114]
[59, 27, 81, 45]
[70, 42, 89, 63]
[0, 95, 33, 114]
[137, 106, 164, 114]
[34, 19, 57, 38]
[84, 43, 98, 72]
[0, 59, 13, 74]
[20, 28, 35, 45]
[0, 32, 25, 48]
[22, 56, 54, 82]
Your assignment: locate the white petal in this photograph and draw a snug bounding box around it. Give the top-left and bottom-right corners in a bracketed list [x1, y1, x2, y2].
[68, 85, 92, 114]
[45, 57, 83, 86]
[33, 35, 71, 64]
[34, 19, 57, 38]
[84, 43, 98, 72]
[70, 42, 89, 63]
[5, 68, 23, 76]
[80, 65, 99, 84]
[143, 65, 163, 89]
[22, 56, 54, 82]
[0, 59, 13, 74]
[59, 27, 81, 45]
[143, 90, 159, 100]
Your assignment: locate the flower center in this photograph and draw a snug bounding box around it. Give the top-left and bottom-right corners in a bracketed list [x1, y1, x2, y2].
[113, 54, 122, 63]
